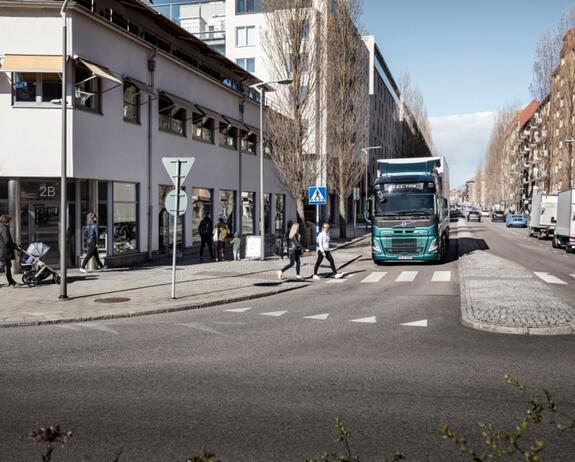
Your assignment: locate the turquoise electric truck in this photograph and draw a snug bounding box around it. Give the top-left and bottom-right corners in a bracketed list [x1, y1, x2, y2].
[365, 157, 450, 263]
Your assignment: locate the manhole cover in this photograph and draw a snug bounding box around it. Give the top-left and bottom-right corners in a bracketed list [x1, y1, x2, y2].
[94, 297, 131, 304]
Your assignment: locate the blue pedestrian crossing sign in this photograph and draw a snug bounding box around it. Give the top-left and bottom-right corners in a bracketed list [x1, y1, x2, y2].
[308, 186, 327, 205]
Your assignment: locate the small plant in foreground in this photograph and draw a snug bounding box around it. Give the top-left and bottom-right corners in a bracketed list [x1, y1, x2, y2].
[28, 425, 72, 462]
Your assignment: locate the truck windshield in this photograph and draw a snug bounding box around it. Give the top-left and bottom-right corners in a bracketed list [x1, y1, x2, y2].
[375, 193, 435, 217]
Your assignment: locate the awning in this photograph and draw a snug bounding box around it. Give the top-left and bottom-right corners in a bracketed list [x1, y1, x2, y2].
[124, 76, 156, 96]
[221, 115, 258, 134]
[159, 90, 195, 111]
[76, 57, 122, 85]
[195, 104, 224, 122]
[0, 54, 61, 73]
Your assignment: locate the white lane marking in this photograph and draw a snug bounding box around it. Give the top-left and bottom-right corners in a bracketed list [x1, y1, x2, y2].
[571, 274, 575, 279]
[350, 316, 377, 324]
[304, 313, 330, 320]
[178, 322, 225, 335]
[431, 271, 451, 282]
[224, 307, 252, 313]
[260, 311, 288, 317]
[76, 323, 119, 334]
[534, 272, 567, 285]
[361, 272, 387, 283]
[395, 271, 418, 282]
[401, 319, 428, 327]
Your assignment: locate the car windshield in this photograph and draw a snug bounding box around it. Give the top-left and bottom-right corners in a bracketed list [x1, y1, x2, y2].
[375, 193, 435, 217]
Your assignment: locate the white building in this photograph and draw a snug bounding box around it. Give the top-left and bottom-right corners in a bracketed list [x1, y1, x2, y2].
[0, 0, 295, 267]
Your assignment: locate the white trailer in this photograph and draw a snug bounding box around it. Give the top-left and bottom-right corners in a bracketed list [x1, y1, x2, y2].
[552, 189, 575, 253]
[529, 193, 558, 239]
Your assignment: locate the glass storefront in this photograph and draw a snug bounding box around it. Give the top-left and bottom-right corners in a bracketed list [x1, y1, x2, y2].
[219, 190, 236, 233]
[158, 185, 183, 254]
[0, 179, 7, 215]
[275, 194, 285, 233]
[191, 188, 213, 245]
[241, 191, 255, 235]
[264, 193, 271, 234]
[113, 182, 138, 254]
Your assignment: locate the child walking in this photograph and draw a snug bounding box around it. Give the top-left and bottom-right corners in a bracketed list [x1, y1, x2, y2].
[231, 233, 241, 261]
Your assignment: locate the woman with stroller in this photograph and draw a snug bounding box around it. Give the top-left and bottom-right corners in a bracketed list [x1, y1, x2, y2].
[0, 214, 17, 287]
[277, 222, 303, 280]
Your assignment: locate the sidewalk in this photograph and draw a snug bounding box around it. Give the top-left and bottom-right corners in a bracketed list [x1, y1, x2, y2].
[456, 220, 575, 336]
[0, 235, 367, 328]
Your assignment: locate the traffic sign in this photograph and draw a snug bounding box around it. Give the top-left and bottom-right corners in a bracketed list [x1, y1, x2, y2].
[165, 189, 188, 216]
[162, 157, 195, 187]
[308, 186, 327, 205]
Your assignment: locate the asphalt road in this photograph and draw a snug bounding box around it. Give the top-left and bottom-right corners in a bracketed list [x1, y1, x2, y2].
[1, 224, 574, 461]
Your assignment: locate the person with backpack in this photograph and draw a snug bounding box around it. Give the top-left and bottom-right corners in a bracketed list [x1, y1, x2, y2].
[198, 213, 214, 261]
[277, 223, 303, 280]
[313, 223, 343, 280]
[214, 217, 230, 261]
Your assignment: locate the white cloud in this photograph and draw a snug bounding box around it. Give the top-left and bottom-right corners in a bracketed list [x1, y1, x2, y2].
[430, 112, 496, 188]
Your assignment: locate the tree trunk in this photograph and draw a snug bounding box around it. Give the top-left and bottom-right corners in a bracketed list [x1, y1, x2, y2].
[338, 195, 347, 240]
[296, 197, 309, 248]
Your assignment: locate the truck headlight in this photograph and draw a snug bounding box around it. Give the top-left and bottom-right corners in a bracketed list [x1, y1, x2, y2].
[428, 238, 438, 253]
[372, 242, 381, 253]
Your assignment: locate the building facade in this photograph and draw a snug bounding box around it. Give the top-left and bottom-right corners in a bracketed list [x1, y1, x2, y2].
[0, 0, 295, 267]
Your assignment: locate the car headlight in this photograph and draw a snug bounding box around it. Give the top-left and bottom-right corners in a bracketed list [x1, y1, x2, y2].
[428, 238, 438, 253]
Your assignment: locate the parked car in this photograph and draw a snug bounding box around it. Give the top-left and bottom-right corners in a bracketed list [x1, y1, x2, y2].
[467, 210, 481, 222]
[450, 207, 462, 220]
[506, 214, 528, 228]
[491, 211, 506, 222]
[481, 209, 490, 217]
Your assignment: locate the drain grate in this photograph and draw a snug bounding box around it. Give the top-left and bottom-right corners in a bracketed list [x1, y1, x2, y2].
[94, 297, 131, 304]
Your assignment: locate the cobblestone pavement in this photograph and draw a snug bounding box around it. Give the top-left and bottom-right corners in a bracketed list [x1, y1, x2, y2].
[0, 238, 364, 327]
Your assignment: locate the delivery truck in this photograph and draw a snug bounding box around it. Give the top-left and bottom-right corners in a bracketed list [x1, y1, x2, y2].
[552, 189, 575, 253]
[529, 192, 557, 239]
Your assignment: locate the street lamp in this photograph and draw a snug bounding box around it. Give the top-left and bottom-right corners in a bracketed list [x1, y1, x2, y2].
[249, 79, 292, 261]
[360, 146, 381, 228]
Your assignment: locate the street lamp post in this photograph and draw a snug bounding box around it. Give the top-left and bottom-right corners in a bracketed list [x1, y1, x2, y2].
[249, 79, 292, 261]
[360, 146, 381, 229]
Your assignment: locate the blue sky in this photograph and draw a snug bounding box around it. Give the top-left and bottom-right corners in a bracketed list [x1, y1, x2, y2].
[361, 0, 575, 186]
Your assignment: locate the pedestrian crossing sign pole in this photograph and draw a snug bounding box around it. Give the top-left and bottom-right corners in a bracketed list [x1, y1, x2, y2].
[309, 186, 327, 249]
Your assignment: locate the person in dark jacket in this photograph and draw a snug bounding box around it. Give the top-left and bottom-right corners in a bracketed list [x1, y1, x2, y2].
[198, 213, 214, 261]
[80, 213, 104, 273]
[0, 214, 17, 287]
[277, 223, 303, 280]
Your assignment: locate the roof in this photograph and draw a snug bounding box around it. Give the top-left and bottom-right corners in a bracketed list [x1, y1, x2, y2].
[517, 100, 539, 129]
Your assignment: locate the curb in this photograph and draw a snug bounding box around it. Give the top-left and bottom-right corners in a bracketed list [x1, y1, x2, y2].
[0, 283, 309, 329]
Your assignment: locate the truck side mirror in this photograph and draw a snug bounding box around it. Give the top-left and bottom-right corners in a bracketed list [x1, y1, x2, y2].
[364, 196, 373, 224]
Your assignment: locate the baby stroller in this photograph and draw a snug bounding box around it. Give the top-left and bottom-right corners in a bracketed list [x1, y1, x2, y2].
[19, 242, 61, 287]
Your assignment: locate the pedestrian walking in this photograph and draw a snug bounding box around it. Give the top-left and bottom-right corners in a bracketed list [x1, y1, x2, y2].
[0, 214, 17, 287]
[230, 233, 241, 261]
[313, 223, 343, 280]
[80, 213, 104, 273]
[214, 218, 230, 261]
[198, 213, 214, 261]
[277, 223, 303, 280]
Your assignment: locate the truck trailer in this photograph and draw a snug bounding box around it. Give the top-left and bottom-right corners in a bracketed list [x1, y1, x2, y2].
[552, 189, 575, 253]
[529, 192, 557, 239]
[365, 157, 450, 263]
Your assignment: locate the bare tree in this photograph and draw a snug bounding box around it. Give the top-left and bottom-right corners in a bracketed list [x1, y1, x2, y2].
[474, 165, 483, 206]
[324, 0, 369, 239]
[398, 72, 433, 153]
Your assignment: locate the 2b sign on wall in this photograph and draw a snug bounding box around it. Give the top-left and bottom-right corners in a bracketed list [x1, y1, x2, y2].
[38, 184, 57, 198]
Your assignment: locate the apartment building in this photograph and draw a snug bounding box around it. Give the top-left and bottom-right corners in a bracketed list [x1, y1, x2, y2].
[0, 0, 295, 267]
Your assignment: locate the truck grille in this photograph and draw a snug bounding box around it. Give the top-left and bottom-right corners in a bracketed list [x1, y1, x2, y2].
[386, 238, 422, 254]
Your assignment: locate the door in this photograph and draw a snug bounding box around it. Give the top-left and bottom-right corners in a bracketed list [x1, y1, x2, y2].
[30, 204, 60, 264]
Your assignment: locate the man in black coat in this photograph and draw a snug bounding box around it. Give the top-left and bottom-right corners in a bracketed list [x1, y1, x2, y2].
[198, 213, 214, 261]
[0, 214, 17, 286]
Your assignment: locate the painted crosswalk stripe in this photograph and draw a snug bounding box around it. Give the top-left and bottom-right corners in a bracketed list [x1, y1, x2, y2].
[571, 274, 575, 279]
[395, 271, 418, 282]
[350, 316, 377, 324]
[304, 313, 330, 320]
[401, 319, 428, 327]
[224, 307, 252, 313]
[431, 271, 451, 282]
[534, 272, 567, 285]
[361, 272, 387, 283]
[260, 311, 288, 317]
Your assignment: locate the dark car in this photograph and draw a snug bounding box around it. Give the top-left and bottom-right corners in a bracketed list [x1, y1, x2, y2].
[467, 210, 481, 222]
[491, 210, 506, 222]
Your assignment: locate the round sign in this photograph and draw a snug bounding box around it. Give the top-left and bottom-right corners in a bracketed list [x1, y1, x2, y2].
[165, 189, 188, 216]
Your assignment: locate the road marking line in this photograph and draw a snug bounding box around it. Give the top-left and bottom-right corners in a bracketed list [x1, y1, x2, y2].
[350, 316, 377, 324]
[304, 313, 330, 320]
[571, 274, 575, 279]
[361, 272, 387, 283]
[259, 311, 288, 317]
[224, 307, 252, 313]
[401, 319, 428, 327]
[395, 271, 418, 282]
[431, 271, 451, 282]
[77, 323, 119, 334]
[533, 272, 567, 285]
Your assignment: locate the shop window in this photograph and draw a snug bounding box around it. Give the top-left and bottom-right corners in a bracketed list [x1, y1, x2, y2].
[123, 82, 140, 123]
[264, 193, 271, 234]
[192, 188, 213, 245]
[12, 72, 62, 104]
[159, 94, 186, 136]
[219, 122, 238, 150]
[158, 185, 183, 254]
[113, 182, 138, 254]
[241, 130, 257, 154]
[219, 190, 236, 234]
[275, 194, 285, 233]
[241, 191, 255, 235]
[0, 179, 7, 215]
[193, 113, 215, 143]
[74, 62, 101, 112]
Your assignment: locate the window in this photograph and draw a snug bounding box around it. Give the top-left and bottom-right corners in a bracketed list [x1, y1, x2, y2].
[242, 192, 255, 235]
[123, 82, 140, 123]
[113, 182, 138, 254]
[74, 62, 101, 111]
[275, 194, 285, 232]
[236, 26, 256, 47]
[193, 113, 215, 143]
[264, 193, 271, 234]
[159, 94, 186, 136]
[12, 72, 62, 104]
[236, 0, 261, 14]
[236, 57, 255, 73]
[219, 122, 238, 150]
[241, 130, 257, 154]
[219, 190, 236, 234]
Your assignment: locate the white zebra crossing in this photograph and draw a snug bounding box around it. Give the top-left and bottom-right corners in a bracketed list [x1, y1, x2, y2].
[534, 272, 568, 285]
[259, 311, 288, 317]
[360, 272, 387, 283]
[304, 313, 330, 320]
[395, 271, 418, 282]
[431, 271, 451, 282]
